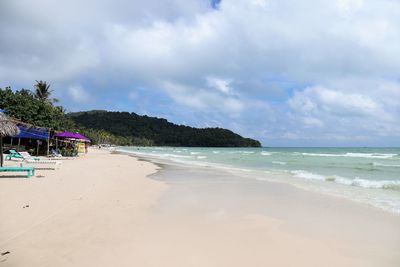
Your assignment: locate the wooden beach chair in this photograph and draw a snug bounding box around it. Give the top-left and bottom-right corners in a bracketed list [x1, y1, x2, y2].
[0, 166, 35, 178]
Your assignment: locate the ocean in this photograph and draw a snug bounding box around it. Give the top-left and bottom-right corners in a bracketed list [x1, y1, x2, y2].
[116, 147, 400, 215]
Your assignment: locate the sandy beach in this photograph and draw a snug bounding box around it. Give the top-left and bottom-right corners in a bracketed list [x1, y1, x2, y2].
[1, 149, 399, 267]
[2, 0, 400, 266]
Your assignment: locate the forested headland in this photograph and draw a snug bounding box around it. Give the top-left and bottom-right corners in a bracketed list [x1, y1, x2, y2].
[0, 82, 261, 147]
[69, 110, 261, 147]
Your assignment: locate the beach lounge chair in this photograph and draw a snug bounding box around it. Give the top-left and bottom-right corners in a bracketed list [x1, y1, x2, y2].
[6, 150, 40, 161]
[19, 152, 41, 161]
[21, 160, 62, 170]
[49, 148, 63, 158]
[0, 166, 35, 178]
[5, 150, 24, 160]
[6, 151, 62, 169]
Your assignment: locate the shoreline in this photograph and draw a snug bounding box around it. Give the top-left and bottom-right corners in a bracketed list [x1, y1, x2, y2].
[144, 153, 400, 266]
[126, 150, 400, 266]
[117, 148, 400, 216]
[0, 148, 399, 266]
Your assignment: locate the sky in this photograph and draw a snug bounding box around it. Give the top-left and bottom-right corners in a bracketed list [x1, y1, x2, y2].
[1, 0, 400, 146]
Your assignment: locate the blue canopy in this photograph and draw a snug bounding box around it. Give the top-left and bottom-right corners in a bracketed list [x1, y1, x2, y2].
[15, 124, 49, 140]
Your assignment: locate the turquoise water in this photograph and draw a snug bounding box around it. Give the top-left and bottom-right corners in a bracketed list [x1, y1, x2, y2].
[116, 147, 400, 214]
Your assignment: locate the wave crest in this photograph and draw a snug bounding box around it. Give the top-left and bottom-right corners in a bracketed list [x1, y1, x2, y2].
[299, 152, 397, 159]
[291, 170, 400, 190]
[372, 162, 400, 168]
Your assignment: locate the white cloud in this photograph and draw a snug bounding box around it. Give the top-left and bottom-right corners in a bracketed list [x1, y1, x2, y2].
[1, 0, 400, 145]
[302, 117, 324, 128]
[336, 0, 364, 14]
[206, 76, 232, 94]
[68, 85, 90, 103]
[251, 0, 269, 9]
[3, 0, 400, 84]
[287, 80, 400, 142]
[163, 81, 244, 114]
[289, 86, 383, 118]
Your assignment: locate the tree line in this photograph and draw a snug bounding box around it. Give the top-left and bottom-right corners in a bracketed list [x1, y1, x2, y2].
[0, 81, 140, 145]
[69, 110, 261, 147]
[1, 81, 261, 147]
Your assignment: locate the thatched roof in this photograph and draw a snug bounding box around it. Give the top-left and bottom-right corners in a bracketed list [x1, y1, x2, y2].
[0, 113, 20, 137]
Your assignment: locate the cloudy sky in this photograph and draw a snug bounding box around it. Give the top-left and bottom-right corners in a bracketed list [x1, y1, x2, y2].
[1, 0, 400, 146]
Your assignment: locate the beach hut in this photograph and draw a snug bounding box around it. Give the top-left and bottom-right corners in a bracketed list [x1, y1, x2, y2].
[54, 131, 91, 154]
[0, 109, 50, 157]
[54, 131, 90, 142]
[0, 112, 20, 167]
[13, 124, 50, 155]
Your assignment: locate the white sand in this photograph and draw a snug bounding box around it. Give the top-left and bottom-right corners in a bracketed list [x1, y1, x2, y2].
[0, 148, 399, 267]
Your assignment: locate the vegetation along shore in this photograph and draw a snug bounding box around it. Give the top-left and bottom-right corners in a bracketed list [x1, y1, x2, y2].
[0, 82, 260, 147]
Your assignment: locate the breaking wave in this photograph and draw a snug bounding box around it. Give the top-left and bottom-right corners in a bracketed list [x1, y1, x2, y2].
[299, 152, 397, 159]
[291, 170, 400, 190]
[372, 162, 400, 168]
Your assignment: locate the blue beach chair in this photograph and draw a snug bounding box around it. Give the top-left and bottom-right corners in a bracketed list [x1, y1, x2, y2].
[0, 166, 36, 178]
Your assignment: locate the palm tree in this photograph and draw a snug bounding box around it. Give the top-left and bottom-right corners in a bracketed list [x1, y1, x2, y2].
[34, 80, 51, 101]
[0, 113, 20, 167]
[56, 106, 67, 114]
[34, 80, 59, 103]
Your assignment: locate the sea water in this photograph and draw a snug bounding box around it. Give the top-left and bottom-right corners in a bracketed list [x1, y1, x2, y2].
[116, 147, 400, 215]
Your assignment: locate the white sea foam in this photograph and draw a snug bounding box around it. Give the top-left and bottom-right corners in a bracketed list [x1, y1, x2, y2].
[351, 178, 400, 189]
[272, 161, 287, 165]
[226, 150, 253, 154]
[300, 152, 397, 159]
[291, 170, 326, 181]
[152, 147, 167, 150]
[160, 153, 193, 158]
[373, 162, 400, 168]
[291, 170, 400, 190]
[115, 147, 400, 214]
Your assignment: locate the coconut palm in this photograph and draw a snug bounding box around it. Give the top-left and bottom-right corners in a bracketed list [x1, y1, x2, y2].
[0, 113, 20, 167]
[34, 80, 51, 100]
[34, 80, 59, 103]
[56, 106, 67, 113]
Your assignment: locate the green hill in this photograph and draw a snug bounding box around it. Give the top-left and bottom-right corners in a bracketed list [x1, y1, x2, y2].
[68, 110, 261, 147]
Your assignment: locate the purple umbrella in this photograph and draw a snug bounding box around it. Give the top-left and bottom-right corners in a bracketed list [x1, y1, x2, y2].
[54, 131, 91, 142]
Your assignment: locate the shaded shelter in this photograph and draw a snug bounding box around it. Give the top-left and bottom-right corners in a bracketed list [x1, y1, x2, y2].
[54, 131, 90, 142]
[54, 131, 90, 155]
[0, 113, 20, 167]
[15, 124, 50, 155]
[15, 124, 49, 140]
